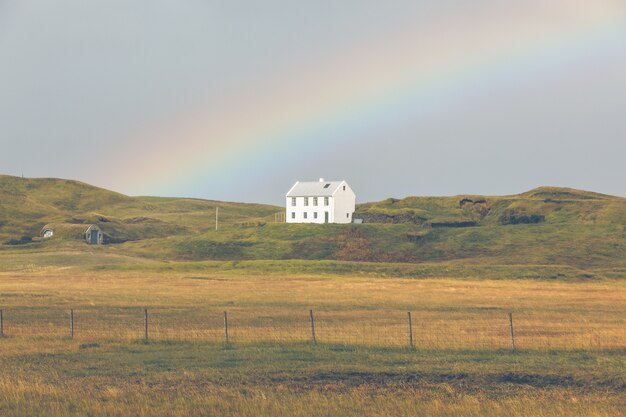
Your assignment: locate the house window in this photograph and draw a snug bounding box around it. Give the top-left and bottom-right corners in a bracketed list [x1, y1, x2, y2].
[304, 197, 309, 206]
[324, 183, 331, 188]
[346, 213, 349, 218]
[314, 212, 318, 219]
[324, 197, 329, 206]
[291, 197, 296, 206]
[304, 212, 308, 219]
[291, 212, 295, 219]
[313, 197, 318, 206]
[343, 186, 346, 191]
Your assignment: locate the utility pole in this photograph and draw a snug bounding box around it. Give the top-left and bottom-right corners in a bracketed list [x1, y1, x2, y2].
[215, 206, 219, 231]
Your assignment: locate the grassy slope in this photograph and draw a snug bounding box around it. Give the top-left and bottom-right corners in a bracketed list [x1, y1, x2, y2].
[356, 186, 626, 225]
[120, 187, 626, 270]
[0, 175, 280, 243]
[1, 175, 626, 275]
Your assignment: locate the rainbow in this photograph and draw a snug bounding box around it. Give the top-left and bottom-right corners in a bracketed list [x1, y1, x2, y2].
[107, 2, 626, 198]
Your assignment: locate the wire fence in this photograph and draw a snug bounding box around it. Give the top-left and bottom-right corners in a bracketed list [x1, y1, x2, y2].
[0, 307, 624, 350]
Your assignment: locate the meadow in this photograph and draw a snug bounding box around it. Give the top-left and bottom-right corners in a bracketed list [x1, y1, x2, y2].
[0, 256, 624, 416]
[1, 176, 625, 415]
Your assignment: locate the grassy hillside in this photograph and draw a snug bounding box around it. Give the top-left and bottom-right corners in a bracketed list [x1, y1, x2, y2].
[119, 186, 626, 269]
[1, 175, 626, 274]
[0, 175, 280, 244]
[355, 186, 626, 226]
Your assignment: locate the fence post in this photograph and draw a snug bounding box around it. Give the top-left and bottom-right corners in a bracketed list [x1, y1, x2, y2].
[70, 309, 74, 339]
[407, 311, 414, 349]
[508, 312, 515, 350]
[144, 308, 149, 340]
[223, 311, 229, 344]
[309, 309, 317, 345]
[0, 309, 3, 338]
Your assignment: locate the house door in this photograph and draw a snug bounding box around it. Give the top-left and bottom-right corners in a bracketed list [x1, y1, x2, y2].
[90, 230, 99, 244]
[324, 212, 329, 223]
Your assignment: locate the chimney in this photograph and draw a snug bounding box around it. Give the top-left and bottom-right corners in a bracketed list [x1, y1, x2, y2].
[319, 178, 325, 182]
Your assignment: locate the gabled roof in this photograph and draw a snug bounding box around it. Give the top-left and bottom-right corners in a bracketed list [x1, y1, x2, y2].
[286, 180, 344, 197]
[85, 224, 101, 233]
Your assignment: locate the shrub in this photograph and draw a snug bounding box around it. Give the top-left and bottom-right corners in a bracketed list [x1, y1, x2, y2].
[499, 211, 545, 225]
[6, 235, 33, 245]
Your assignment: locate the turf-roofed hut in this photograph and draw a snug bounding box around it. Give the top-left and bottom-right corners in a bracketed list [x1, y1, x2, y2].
[39, 223, 104, 245]
[85, 224, 103, 245]
[40, 227, 54, 238]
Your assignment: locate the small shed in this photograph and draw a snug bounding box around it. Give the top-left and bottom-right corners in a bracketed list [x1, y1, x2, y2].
[41, 228, 54, 238]
[85, 225, 103, 245]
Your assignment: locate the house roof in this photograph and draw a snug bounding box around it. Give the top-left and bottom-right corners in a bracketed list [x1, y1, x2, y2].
[286, 180, 345, 197]
[39, 223, 94, 239]
[85, 224, 101, 233]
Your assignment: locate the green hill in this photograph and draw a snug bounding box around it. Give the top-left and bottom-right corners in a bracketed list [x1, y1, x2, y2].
[355, 186, 626, 226]
[1, 175, 625, 275]
[0, 175, 280, 244]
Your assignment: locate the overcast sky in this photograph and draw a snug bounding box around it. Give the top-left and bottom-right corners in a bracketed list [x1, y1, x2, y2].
[1, 0, 625, 203]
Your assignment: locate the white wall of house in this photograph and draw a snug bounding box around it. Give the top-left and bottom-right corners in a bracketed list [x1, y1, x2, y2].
[285, 180, 355, 224]
[286, 195, 333, 224]
[332, 182, 356, 224]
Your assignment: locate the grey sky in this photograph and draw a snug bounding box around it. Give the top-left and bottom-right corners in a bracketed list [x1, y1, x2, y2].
[1, 1, 625, 204]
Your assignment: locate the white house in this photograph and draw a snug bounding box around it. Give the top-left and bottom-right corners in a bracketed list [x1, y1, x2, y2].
[285, 178, 356, 224]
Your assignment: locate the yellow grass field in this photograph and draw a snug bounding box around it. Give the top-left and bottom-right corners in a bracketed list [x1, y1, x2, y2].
[0, 269, 624, 348]
[0, 266, 624, 416]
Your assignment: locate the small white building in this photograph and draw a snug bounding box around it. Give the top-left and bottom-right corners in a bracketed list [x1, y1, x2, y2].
[85, 225, 103, 245]
[285, 178, 356, 224]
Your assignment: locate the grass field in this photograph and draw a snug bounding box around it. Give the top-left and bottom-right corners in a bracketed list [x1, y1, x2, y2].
[0, 340, 623, 417]
[0, 259, 624, 416]
[1, 176, 625, 415]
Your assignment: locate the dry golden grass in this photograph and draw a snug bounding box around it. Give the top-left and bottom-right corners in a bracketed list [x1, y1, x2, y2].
[0, 270, 623, 349]
[0, 376, 622, 417]
[0, 269, 624, 416]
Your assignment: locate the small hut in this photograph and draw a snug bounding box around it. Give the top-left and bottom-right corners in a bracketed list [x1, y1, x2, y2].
[85, 225, 103, 245]
[40, 223, 86, 241]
